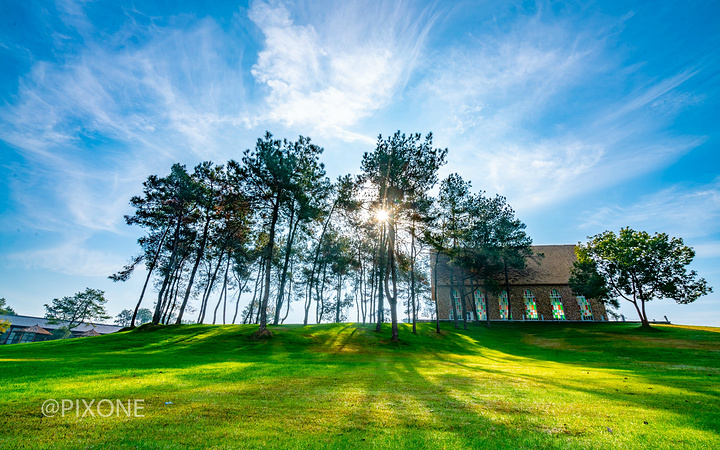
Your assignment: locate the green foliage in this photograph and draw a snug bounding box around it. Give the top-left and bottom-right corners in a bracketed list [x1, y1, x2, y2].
[115, 309, 133, 326]
[359, 131, 447, 207]
[571, 228, 712, 326]
[51, 326, 71, 340]
[135, 308, 153, 325]
[115, 308, 152, 327]
[235, 132, 328, 333]
[359, 131, 447, 340]
[0, 319, 9, 334]
[44, 288, 110, 330]
[428, 174, 535, 296]
[569, 254, 616, 307]
[0, 298, 16, 315]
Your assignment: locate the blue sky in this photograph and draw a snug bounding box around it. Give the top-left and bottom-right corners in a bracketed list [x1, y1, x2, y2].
[1, 0, 719, 326]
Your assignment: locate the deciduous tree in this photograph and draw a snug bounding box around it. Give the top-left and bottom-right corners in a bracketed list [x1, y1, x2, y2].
[570, 228, 712, 327]
[44, 288, 110, 330]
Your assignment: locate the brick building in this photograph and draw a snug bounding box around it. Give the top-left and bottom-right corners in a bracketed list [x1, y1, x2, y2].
[431, 245, 608, 322]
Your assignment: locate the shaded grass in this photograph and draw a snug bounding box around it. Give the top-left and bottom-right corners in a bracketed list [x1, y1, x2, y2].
[0, 322, 719, 449]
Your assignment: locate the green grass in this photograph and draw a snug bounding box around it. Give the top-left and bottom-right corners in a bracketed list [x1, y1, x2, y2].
[1, 322, 719, 449]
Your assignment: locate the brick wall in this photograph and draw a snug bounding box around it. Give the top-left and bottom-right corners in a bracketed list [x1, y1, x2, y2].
[431, 250, 608, 322]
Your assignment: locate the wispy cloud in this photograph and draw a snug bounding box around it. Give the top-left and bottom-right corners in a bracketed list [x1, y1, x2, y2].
[581, 178, 720, 241]
[0, 13, 256, 237]
[7, 237, 127, 277]
[0, 0, 716, 289]
[416, 10, 708, 211]
[249, 0, 439, 142]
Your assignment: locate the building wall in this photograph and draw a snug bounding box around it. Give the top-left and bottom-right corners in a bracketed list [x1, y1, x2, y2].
[435, 284, 607, 321]
[430, 248, 608, 322]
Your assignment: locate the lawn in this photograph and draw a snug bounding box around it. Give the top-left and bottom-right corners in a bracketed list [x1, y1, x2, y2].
[0, 322, 718, 449]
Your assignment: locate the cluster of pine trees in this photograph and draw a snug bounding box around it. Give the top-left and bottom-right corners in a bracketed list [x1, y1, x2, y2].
[113, 131, 533, 341]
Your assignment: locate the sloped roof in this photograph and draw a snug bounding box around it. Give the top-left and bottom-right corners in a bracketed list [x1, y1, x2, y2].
[19, 324, 52, 335]
[0, 314, 122, 335]
[506, 245, 577, 285]
[78, 329, 101, 337]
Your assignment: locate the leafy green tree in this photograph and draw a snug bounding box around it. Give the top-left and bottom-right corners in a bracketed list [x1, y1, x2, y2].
[0, 298, 16, 315]
[115, 308, 152, 326]
[115, 309, 133, 326]
[175, 162, 228, 324]
[458, 193, 535, 325]
[426, 176, 534, 329]
[135, 308, 153, 325]
[237, 132, 326, 337]
[302, 175, 355, 325]
[119, 163, 198, 326]
[433, 174, 472, 329]
[360, 131, 446, 341]
[485, 195, 534, 321]
[570, 228, 712, 327]
[44, 288, 110, 330]
[327, 232, 358, 323]
[0, 320, 9, 334]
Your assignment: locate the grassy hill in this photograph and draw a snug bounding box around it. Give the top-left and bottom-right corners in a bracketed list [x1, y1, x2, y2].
[1, 322, 719, 449]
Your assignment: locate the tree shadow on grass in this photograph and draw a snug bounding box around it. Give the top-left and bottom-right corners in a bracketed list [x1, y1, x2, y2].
[1, 321, 719, 448]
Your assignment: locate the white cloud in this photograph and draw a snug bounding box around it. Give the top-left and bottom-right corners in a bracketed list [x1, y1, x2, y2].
[249, 0, 438, 141]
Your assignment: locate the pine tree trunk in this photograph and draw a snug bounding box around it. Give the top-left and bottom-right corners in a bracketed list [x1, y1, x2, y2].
[304, 201, 338, 325]
[244, 259, 264, 324]
[410, 223, 417, 334]
[176, 212, 213, 324]
[257, 194, 281, 336]
[198, 249, 226, 324]
[385, 220, 399, 342]
[450, 267, 459, 329]
[212, 255, 231, 324]
[376, 223, 386, 333]
[232, 273, 250, 324]
[484, 287, 491, 328]
[335, 274, 342, 323]
[433, 251, 441, 333]
[459, 278, 468, 330]
[281, 258, 293, 324]
[153, 218, 182, 324]
[470, 278, 481, 327]
[274, 206, 298, 325]
[132, 225, 170, 327]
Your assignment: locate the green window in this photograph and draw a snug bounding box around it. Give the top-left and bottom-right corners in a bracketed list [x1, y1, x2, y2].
[523, 289, 539, 320]
[550, 289, 565, 320]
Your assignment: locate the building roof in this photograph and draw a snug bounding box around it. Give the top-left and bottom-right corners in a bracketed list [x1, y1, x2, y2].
[506, 245, 577, 285]
[18, 324, 52, 335]
[0, 314, 122, 335]
[78, 329, 101, 337]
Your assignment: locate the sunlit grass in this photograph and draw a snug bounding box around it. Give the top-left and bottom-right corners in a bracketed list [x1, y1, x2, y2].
[0, 322, 718, 448]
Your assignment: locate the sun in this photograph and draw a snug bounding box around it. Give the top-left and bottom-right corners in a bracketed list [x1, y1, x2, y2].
[375, 209, 389, 222]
